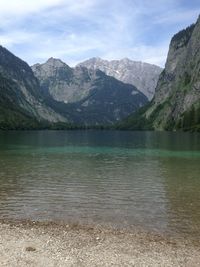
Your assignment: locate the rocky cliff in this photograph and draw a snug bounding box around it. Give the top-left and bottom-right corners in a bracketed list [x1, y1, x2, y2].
[32, 58, 148, 125]
[32, 58, 99, 103]
[0, 45, 67, 129]
[78, 57, 162, 100]
[0, 46, 148, 128]
[120, 16, 200, 131]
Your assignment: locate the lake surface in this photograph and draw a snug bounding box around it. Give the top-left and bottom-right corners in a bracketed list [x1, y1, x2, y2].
[0, 130, 200, 239]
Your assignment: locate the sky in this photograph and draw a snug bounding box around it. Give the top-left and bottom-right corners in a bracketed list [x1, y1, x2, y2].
[0, 0, 199, 67]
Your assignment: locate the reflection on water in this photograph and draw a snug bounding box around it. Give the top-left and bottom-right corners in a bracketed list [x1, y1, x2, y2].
[0, 130, 200, 239]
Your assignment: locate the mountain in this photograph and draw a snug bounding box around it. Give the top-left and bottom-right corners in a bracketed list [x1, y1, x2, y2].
[32, 58, 148, 125]
[0, 46, 148, 129]
[32, 58, 99, 104]
[78, 57, 162, 100]
[0, 72, 39, 129]
[119, 16, 200, 131]
[0, 45, 67, 129]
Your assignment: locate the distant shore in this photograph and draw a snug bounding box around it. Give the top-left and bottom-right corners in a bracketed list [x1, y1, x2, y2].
[0, 220, 200, 267]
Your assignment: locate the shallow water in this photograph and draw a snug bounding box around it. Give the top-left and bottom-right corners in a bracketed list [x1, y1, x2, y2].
[0, 130, 200, 239]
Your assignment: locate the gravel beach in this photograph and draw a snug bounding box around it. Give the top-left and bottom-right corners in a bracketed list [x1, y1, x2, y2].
[0, 221, 200, 267]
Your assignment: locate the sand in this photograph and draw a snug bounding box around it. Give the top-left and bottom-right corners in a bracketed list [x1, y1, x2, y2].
[0, 221, 200, 267]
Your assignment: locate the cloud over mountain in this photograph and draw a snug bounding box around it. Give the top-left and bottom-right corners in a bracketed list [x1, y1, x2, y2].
[0, 0, 199, 67]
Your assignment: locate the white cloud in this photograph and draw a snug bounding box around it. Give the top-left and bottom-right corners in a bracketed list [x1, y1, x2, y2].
[0, 0, 100, 20]
[0, 31, 37, 47]
[154, 8, 200, 25]
[63, 0, 98, 14]
[0, 0, 199, 68]
[0, 0, 63, 15]
[100, 43, 169, 67]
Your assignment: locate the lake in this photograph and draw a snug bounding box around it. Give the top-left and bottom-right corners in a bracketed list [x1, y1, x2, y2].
[0, 130, 200, 239]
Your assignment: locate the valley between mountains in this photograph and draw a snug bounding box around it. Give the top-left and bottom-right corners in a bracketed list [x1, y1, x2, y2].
[0, 15, 200, 131]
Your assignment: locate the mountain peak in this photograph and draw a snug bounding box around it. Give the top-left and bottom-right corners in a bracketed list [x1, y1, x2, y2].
[46, 57, 66, 67]
[78, 57, 162, 100]
[121, 57, 131, 63]
[84, 57, 104, 64]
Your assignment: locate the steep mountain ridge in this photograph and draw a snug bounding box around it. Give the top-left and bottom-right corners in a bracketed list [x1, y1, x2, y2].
[0, 45, 67, 128]
[32, 59, 148, 125]
[119, 16, 200, 131]
[0, 46, 148, 128]
[78, 57, 162, 100]
[0, 72, 40, 129]
[32, 59, 98, 103]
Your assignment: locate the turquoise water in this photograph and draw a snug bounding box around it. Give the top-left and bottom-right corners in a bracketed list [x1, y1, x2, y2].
[0, 130, 200, 238]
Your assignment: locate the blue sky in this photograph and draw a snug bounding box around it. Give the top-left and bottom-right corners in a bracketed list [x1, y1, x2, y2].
[0, 0, 199, 67]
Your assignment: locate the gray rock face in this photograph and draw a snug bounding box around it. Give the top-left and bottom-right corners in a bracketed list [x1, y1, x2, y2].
[0, 46, 67, 125]
[78, 58, 162, 100]
[0, 46, 148, 127]
[32, 58, 148, 125]
[32, 59, 98, 103]
[145, 16, 200, 130]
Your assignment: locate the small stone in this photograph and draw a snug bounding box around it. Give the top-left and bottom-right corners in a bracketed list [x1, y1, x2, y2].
[25, 246, 36, 252]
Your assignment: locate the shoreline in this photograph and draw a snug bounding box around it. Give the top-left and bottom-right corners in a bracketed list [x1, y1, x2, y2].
[0, 220, 200, 266]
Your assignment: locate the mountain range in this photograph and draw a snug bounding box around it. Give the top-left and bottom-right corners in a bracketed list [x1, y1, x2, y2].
[32, 58, 148, 125]
[0, 15, 199, 131]
[0, 47, 149, 129]
[78, 57, 162, 100]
